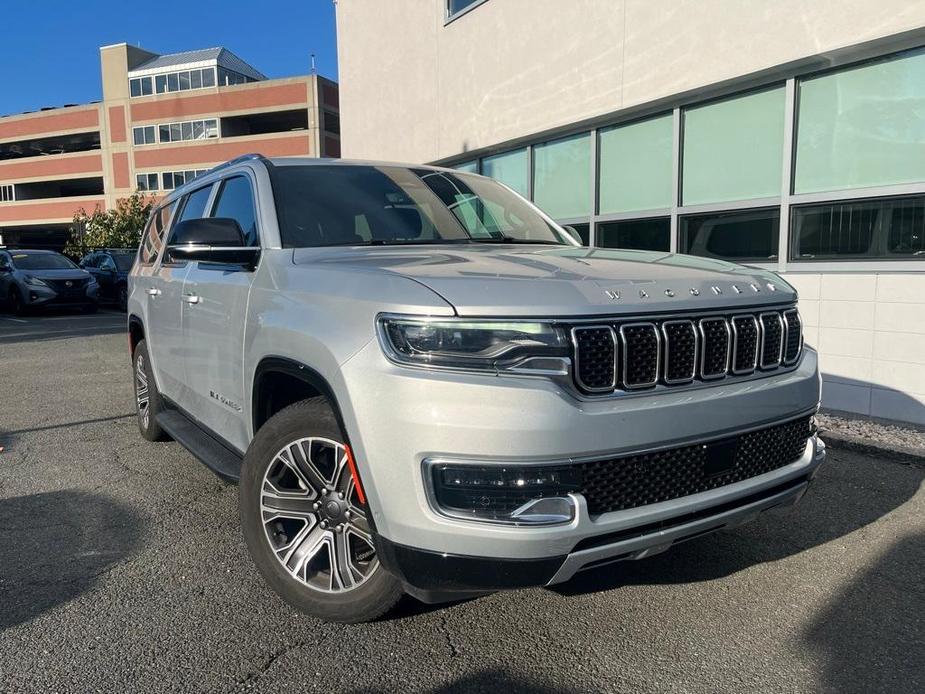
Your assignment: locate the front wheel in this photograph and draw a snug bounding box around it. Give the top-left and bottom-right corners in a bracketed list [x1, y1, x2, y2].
[239, 397, 403, 623]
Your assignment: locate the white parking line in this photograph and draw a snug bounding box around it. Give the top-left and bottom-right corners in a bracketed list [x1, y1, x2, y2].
[0, 316, 27, 323]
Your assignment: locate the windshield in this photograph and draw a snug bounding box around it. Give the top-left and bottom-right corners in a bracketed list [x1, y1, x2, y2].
[112, 254, 135, 271]
[10, 253, 79, 271]
[270, 164, 573, 248]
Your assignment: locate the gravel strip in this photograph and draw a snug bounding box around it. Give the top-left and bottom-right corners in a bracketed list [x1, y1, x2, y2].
[818, 410, 925, 463]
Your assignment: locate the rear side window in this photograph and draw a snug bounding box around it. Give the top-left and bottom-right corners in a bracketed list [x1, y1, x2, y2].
[139, 201, 178, 265]
[211, 176, 258, 245]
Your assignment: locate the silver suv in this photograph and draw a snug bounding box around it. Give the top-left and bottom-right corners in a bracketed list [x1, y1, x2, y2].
[128, 154, 825, 623]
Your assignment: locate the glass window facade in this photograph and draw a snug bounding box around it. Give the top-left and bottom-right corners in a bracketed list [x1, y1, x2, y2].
[599, 115, 673, 214]
[682, 87, 785, 205]
[441, 45, 925, 266]
[598, 218, 671, 252]
[131, 68, 218, 97]
[795, 49, 925, 194]
[447, 0, 486, 20]
[132, 126, 156, 146]
[791, 195, 925, 260]
[533, 133, 591, 220]
[158, 119, 219, 143]
[135, 173, 159, 191]
[0, 184, 13, 202]
[681, 209, 780, 261]
[162, 170, 209, 191]
[481, 148, 528, 197]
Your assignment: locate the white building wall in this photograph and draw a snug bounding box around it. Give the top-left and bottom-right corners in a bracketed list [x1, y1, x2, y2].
[783, 272, 925, 424]
[336, 0, 925, 163]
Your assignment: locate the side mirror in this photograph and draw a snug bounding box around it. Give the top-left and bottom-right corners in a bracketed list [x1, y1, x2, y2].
[166, 218, 259, 267]
[562, 225, 584, 246]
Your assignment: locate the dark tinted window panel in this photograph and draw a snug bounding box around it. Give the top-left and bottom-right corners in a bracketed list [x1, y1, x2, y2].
[598, 218, 670, 251]
[569, 223, 589, 246]
[681, 208, 779, 261]
[791, 196, 925, 260]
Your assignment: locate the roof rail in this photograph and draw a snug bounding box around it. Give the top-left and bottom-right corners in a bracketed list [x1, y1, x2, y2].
[205, 153, 270, 176]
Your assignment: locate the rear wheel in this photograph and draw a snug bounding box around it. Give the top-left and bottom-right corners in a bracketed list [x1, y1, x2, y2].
[240, 397, 403, 623]
[133, 340, 168, 441]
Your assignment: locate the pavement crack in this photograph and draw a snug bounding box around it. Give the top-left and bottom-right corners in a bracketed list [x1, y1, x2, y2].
[439, 613, 461, 658]
[231, 641, 308, 691]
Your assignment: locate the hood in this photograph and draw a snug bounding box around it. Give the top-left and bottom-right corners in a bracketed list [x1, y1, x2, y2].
[21, 268, 91, 282]
[292, 245, 795, 317]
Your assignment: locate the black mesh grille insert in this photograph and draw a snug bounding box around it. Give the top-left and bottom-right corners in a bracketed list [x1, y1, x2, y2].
[578, 416, 813, 515]
[759, 313, 783, 368]
[699, 318, 730, 378]
[621, 323, 659, 388]
[573, 327, 616, 392]
[732, 316, 758, 373]
[662, 320, 696, 383]
[783, 310, 802, 363]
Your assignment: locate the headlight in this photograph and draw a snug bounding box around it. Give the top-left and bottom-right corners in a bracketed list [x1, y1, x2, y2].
[23, 275, 48, 287]
[378, 316, 569, 372]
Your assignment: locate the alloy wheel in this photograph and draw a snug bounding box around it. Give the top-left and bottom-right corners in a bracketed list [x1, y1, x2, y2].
[260, 437, 378, 593]
[135, 353, 150, 429]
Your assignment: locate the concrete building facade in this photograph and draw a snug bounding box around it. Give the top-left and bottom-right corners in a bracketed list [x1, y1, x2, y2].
[336, 0, 925, 425]
[0, 43, 339, 250]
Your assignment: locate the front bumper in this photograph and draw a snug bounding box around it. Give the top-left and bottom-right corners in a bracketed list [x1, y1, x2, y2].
[23, 283, 98, 307]
[379, 437, 825, 602]
[340, 341, 823, 559]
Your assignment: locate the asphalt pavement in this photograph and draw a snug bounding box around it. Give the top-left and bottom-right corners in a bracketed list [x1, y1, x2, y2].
[0, 309, 922, 694]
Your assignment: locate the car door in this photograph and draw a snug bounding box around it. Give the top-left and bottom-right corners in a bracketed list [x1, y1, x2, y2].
[144, 186, 214, 403]
[181, 173, 260, 451]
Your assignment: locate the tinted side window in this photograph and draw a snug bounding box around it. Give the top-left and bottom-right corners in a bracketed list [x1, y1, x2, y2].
[139, 201, 178, 265]
[212, 176, 258, 245]
[80, 254, 97, 268]
[177, 185, 215, 224]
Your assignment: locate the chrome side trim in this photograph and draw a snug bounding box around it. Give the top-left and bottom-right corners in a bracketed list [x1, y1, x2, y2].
[759, 312, 784, 370]
[619, 322, 661, 389]
[661, 319, 697, 384]
[731, 314, 759, 375]
[698, 316, 731, 380]
[571, 325, 618, 393]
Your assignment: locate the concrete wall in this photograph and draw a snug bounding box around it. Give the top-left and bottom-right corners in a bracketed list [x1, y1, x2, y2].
[336, 0, 925, 162]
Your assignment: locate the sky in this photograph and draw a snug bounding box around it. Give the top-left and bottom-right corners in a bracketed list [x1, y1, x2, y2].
[0, 0, 338, 116]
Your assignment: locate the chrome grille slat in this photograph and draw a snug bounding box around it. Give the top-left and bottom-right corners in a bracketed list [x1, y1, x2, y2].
[620, 323, 660, 389]
[782, 309, 803, 365]
[698, 317, 731, 380]
[572, 326, 617, 393]
[662, 320, 697, 384]
[759, 312, 784, 369]
[731, 315, 759, 375]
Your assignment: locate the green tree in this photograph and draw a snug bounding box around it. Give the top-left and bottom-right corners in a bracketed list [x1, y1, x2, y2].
[65, 191, 156, 258]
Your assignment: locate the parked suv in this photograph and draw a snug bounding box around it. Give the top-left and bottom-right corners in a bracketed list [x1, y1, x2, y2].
[128, 154, 825, 623]
[0, 249, 99, 314]
[80, 248, 135, 310]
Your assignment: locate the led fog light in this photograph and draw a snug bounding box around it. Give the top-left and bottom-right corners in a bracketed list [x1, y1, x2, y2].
[429, 463, 581, 525]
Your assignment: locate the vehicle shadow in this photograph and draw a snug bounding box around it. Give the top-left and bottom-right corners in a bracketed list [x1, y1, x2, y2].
[349, 668, 584, 694]
[0, 490, 145, 631]
[550, 452, 923, 595]
[803, 530, 924, 694]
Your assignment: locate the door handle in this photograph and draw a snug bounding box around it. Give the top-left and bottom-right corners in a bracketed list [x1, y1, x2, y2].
[145, 287, 161, 296]
[182, 294, 201, 305]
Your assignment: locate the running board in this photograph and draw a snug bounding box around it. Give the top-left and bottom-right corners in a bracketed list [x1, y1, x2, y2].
[156, 410, 242, 482]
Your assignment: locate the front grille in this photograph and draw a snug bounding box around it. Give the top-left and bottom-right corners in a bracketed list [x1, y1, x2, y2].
[569, 305, 802, 395]
[44, 278, 89, 295]
[577, 416, 813, 516]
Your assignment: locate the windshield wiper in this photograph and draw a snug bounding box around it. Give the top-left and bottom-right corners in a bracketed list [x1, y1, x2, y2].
[471, 235, 565, 245]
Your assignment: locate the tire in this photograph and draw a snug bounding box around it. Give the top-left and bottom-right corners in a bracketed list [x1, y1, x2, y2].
[9, 289, 26, 316]
[239, 397, 403, 623]
[132, 340, 169, 442]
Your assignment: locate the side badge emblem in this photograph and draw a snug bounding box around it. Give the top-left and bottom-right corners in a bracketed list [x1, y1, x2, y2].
[639, 289, 649, 299]
[711, 286, 722, 295]
[604, 290, 620, 301]
[690, 288, 700, 296]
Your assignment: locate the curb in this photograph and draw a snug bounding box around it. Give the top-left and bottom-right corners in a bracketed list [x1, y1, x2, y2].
[819, 430, 925, 465]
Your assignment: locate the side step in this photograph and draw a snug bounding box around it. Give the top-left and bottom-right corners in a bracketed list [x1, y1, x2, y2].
[156, 410, 242, 482]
